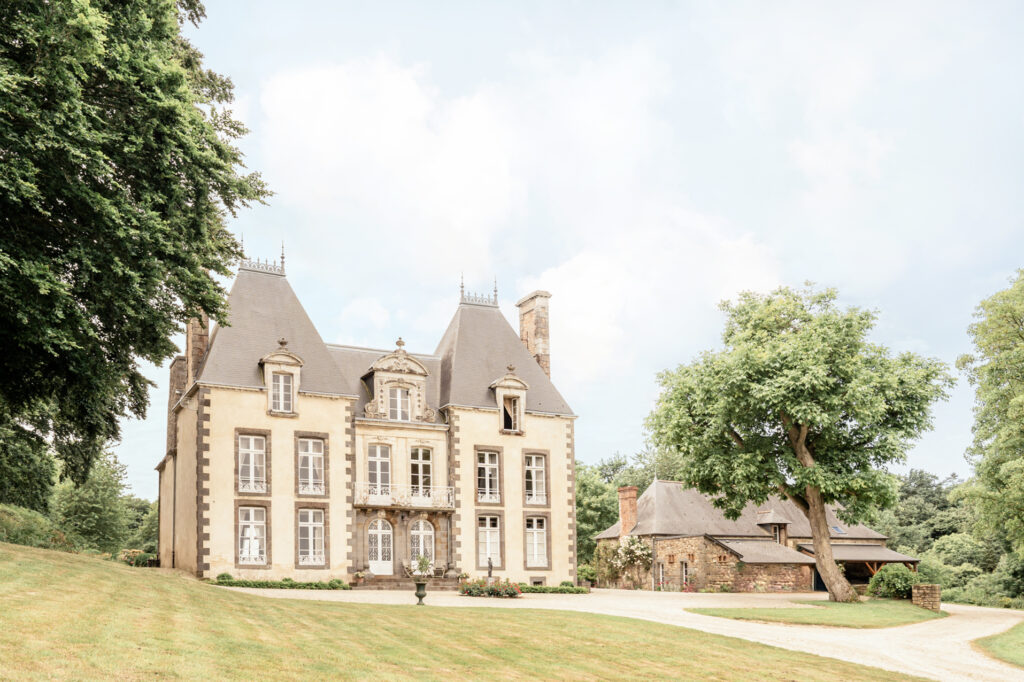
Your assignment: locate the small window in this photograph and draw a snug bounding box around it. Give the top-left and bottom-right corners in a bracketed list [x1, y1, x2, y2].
[530, 577, 545, 586]
[477, 451, 499, 503]
[298, 439, 324, 495]
[388, 387, 410, 421]
[238, 507, 266, 564]
[238, 435, 266, 493]
[272, 373, 293, 413]
[297, 508, 325, 566]
[525, 517, 547, 568]
[478, 516, 500, 567]
[502, 396, 519, 431]
[525, 454, 546, 504]
[831, 525, 847, 535]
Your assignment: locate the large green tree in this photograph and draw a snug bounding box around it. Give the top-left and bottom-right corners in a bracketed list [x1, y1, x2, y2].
[574, 462, 619, 565]
[0, 0, 267, 493]
[51, 452, 129, 553]
[648, 286, 951, 601]
[958, 271, 1024, 558]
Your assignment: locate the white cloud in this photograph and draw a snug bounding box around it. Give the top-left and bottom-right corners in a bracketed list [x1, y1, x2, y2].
[339, 297, 390, 330]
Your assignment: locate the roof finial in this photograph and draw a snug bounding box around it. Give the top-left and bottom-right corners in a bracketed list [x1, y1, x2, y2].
[507, 363, 515, 373]
[396, 337, 405, 349]
[278, 337, 288, 348]
[240, 233, 245, 257]
[493, 277, 498, 303]
[281, 241, 286, 274]
[460, 273, 465, 301]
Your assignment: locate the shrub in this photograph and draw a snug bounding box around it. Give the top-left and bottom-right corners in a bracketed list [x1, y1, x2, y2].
[211, 576, 350, 590]
[117, 549, 153, 567]
[458, 578, 521, 598]
[0, 503, 78, 552]
[559, 580, 575, 588]
[915, 555, 950, 586]
[931, 533, 988, 569]
[517, 583, 588, 594]
[868, 563, 920, 599]
[577, 564, 597, 584]
[948, 563, 983, 588]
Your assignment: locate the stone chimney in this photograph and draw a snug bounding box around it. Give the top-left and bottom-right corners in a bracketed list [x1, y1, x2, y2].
[185, 313, 210, 386]
[516, 290, 552, 377]
[618, 486, 638, 539]
[166, 355, 186, 453]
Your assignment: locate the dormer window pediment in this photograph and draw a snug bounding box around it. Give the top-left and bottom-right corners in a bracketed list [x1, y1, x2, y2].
[363, 338, 436, 423]
[260, 339, 303, 417]
[491, 364, 527, 435]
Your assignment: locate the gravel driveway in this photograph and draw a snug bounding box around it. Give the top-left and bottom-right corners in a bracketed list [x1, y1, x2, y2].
[228, 587, 1024, 681]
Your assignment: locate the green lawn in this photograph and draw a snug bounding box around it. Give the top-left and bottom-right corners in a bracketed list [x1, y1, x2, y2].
[975, 621, 1024, 669]
[0, 543, 923, 680]
[687, 599, 946, 628]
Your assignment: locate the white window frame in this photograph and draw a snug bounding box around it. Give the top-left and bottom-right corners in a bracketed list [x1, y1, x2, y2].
[410, 519, 435, 564]
[525, 517, 547, 568]
[478, 516, 500, 567]
[238, 435, 266, 493]
[525, 454, 546, 504]
[502, 395, 520, 432]
[238, 506, 266, 565]
[772, 525, 781, 543]
[388, 387, 410, 421]
[298, 438, 325, 495]
[368, 444, 391, 493]
[410, 448, 432, 495]
[477, 451, 499, 503]
[297, 508, 325, 566]
[272, 372, 294, 413]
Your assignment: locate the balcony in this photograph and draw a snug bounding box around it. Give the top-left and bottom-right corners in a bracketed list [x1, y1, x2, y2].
[526, 492, 547, 505]
[477, 490, 500, 504]
[354, 483, 455, 510]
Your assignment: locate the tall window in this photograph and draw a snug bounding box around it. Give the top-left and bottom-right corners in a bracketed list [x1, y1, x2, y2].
[297, 508, 325, 566]
[410, 448, 432, 494]
[238, 435, 266, 493]
[298, 438, 324, 495]
[272, 372, 293, 412]
[368, 445, 390, 492]
[525, 454, 546, 504]
[238, 507, 266, 564]
[388, 387, 410, 420]
[410, 519, 434, 563]
[502, 396, 520, 431]
[478, 516, 500, 567]
[525, 517, 547, 567]
[477, 451, 499, 503]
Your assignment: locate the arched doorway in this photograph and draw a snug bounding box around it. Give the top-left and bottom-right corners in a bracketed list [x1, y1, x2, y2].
[368, 519, 393, 575]
[410, 519, 434, 564]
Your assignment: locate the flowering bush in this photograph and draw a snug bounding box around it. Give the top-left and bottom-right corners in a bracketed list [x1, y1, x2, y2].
[612, 536, 653, 589]
[458, 578, 521, 598]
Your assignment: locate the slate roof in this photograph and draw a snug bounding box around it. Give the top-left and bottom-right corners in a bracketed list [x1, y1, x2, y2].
[595, 480, 887, 541]
[199, 267, 351, 396]
[714, 539, 817, 565]
[798, 544, 919, 563]
[196, 266, 573, 416]
[434, 301, 573, 415]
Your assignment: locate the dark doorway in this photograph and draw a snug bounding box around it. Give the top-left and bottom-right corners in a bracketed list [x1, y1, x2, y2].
[812, 568, 827, 592]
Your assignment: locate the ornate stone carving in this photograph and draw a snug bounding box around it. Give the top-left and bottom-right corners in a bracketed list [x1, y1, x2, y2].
[419, 407, 437, 423]
[364, 399, 385, 419]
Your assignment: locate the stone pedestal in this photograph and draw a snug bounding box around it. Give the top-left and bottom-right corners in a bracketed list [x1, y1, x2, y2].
[912, 584, 941, 611]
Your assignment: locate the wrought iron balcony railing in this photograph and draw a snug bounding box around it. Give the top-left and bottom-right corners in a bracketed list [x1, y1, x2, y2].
[354, 482, 455, 510]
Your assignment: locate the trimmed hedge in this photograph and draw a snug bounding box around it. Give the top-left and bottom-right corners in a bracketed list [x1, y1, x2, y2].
[212, 574, 350, 590]
[459, 578, 521, 597]
[517, 583, 588, 594]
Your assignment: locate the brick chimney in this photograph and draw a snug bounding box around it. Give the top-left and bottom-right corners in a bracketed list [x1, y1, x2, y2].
[166, 355, 186, 453]
[185, 313, 210, 386]
[618, 486, 638, 538]
[516, 290, 552, 377]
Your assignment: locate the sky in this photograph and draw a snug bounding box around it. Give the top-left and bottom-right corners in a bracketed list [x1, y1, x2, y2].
[116, 1, 1024, 499]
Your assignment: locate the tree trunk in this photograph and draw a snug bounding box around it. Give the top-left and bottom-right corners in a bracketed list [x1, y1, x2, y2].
[804, 484, 859, 603]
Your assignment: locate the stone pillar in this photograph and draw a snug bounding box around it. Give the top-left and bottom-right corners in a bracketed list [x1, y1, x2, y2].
[618, 486, 638, 538]
[516, 291, 552, 377]
[166, 355, 186, 453]
[185, 312, 210, 386]
[911, 583, 941, 611]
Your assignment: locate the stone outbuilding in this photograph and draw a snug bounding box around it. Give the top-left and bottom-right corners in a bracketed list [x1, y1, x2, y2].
[595, 480, 918, 592]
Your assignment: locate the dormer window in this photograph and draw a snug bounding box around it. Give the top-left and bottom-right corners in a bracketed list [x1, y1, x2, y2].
[772, 525, 781, 543]
[503, 396, 519, 431]
[389, 387, 410, 421]
[272, 372, 293, 413]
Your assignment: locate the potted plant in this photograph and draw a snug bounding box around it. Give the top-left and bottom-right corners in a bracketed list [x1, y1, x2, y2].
[413, 555, 431, 605]
[352, 571, 366, 586]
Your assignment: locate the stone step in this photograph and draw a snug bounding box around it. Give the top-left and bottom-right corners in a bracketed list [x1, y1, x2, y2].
[353, 577, 461, 591]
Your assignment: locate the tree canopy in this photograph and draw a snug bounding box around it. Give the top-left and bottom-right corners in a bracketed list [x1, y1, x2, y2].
[648, 285, 952, 601]
[958, 270, 1024, 558]
[0, 0, 267, 493]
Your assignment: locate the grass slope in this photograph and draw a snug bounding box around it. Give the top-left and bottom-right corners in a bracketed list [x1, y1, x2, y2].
[687, 599, 946, 628]
[975, 621, 1024, 669]
[0, 543, 921, 680]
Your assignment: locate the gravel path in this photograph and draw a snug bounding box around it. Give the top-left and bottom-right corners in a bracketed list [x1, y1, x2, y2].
[228, 587, 1024, 681]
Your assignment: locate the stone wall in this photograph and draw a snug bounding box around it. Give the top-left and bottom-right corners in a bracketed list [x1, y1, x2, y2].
[912, 584, 941, 612]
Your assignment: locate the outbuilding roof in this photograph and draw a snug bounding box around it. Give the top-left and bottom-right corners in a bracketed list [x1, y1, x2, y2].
[713, 539, 817, 565]
[798, 543, 919, 563]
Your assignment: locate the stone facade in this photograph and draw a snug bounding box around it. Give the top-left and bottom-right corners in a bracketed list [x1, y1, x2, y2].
[912, 584, 941, 612]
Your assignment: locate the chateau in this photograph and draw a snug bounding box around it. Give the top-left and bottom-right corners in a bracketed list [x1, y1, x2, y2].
[156, 258, 576, 585]
[596, 481, 918, 592]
